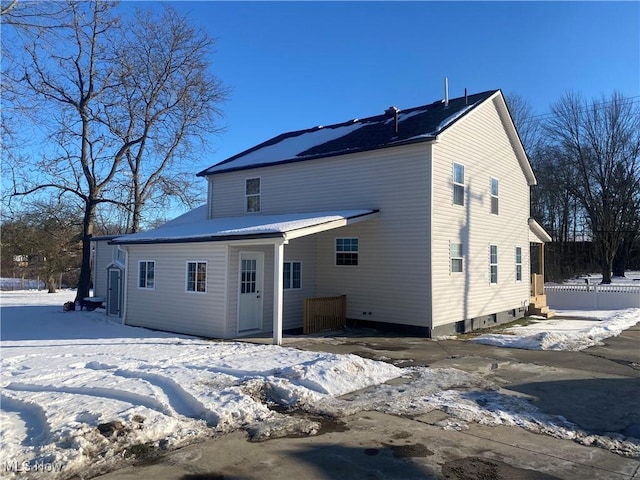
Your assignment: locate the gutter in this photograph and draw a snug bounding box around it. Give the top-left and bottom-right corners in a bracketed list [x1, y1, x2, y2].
[109, 232, 286, 246]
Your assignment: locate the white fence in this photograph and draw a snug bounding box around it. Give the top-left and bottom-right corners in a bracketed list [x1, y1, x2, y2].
[545, 284, 640, 310]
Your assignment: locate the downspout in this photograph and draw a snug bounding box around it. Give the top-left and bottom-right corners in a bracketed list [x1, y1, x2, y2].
[117, 245, 128, 325]
[272, 239, 286, 346]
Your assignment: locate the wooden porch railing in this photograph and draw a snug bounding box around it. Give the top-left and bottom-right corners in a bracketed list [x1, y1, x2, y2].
[303, 295, 347, 334]
[531, 273, 545, 297]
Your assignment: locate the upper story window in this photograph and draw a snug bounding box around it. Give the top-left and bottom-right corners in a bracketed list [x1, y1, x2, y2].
[245, 178, 260, 213]
[336, 238, 359, 266]
[450, 242, 463, 273]
[453, 163, 465, 206]
[186, 261, 207, 293]
[491, 177, 499, 215]
[489, 245, 498, 284]
[283, 261, 302, 289]
[138, 260, 155, 289]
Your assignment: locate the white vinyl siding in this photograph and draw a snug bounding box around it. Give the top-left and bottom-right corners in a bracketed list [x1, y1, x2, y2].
[281, 236, 316, 331]
[125, 244, 227, 338]
[91, 240, 114, 299]
[208, 143, 432, 328]
[430, 94, 531, 328]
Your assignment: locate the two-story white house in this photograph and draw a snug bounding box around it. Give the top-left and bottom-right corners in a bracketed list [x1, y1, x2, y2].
[93, 89, 551, 343]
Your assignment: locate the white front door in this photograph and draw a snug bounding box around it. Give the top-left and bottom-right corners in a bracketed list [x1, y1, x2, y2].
[238, 252, 264, 332]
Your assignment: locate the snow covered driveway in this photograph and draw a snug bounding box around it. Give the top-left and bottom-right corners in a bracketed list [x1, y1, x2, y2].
[1, 290, 639, 479]
[1, 291, 402, 477]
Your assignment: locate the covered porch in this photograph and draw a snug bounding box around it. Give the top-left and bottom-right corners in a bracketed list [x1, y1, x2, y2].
[528, 218, 554, 318]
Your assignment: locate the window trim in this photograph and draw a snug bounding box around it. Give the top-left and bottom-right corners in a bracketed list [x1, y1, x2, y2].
[515, 246, 523, 282]
[335, 237, 359, 266]
[453, 162, 465, 206]
[245, 177, 261, 213]
[186, 260, 207, 294]
[491, 177, 499, 215]
[489, 245, 498, 285]
[283, 261, 302, 290]
[138, 260, 155, 290]
[450, 242, 463, 274]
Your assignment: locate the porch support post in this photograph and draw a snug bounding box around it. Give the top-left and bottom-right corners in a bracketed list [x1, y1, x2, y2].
[539, 243, 545, 281]
[272, 241, 284, 346]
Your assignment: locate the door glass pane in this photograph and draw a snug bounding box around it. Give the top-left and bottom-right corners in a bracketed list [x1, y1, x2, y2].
[241, 259, 257, 293]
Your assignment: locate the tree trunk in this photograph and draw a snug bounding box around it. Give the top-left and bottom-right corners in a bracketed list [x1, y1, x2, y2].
[612, 248, 627, 278]
[131, 198, 142, 233]
[75, 201, 96, 302]
[46, 275, 57, 293]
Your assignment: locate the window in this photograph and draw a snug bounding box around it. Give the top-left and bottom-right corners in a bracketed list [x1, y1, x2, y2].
[283, 261, 302, 289]
[453, 163, 465, 206]
[450, 242, 463, 273]
[186, 261, 207, 293]
[336, 238, 359, 266]
[489, 245, 498, 284]
[138, 261, 155, 289]
[491, 177, 499, 215]
[515, 247, 522, 282]
[245, 178, 260, 213]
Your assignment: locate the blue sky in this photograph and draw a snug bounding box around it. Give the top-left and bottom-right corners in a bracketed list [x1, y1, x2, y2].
[157, 1, 640, 167]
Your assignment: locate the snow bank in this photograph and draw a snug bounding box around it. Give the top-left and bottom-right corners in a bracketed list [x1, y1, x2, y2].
[472, 309, 640, 351]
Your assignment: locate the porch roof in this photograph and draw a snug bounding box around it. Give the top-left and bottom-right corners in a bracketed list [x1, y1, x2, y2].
[109, 206, 378, 245]
[529, 218, 552, 244]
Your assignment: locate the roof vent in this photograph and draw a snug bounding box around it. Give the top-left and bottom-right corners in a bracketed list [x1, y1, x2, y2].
[444, 77, 449, 108]
[385, 106, 400, 134]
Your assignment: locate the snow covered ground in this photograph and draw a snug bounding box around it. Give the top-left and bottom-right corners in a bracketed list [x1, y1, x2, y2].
[1, 290, 639, 479]
[473, 271, 640, 351]
[472, 308, 640, 351]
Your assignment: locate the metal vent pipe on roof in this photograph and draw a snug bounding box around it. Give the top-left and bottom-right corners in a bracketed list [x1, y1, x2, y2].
[385, 106, 400, 134]
[444, 77, 449, 108]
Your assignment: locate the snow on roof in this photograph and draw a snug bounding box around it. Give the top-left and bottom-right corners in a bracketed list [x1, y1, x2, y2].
[199, 90, 498, 176]
[110, 208, 377, 245]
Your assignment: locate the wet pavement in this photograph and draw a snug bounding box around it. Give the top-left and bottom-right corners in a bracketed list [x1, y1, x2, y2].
[94, 321, 640, 480]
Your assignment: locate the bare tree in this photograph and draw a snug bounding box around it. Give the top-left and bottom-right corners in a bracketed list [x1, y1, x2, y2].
[544, 92, 640, 283]
[106, 7, 227, 232]
[4, 2, 227, 299]
[4, 1, 130, 301]
[1, 201, 82, 293]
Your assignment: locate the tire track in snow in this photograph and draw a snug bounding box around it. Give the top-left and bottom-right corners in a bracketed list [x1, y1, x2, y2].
[113, 369, 219, 426]
[0, 392, 52, 446]
[3, 382, 171, 415]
